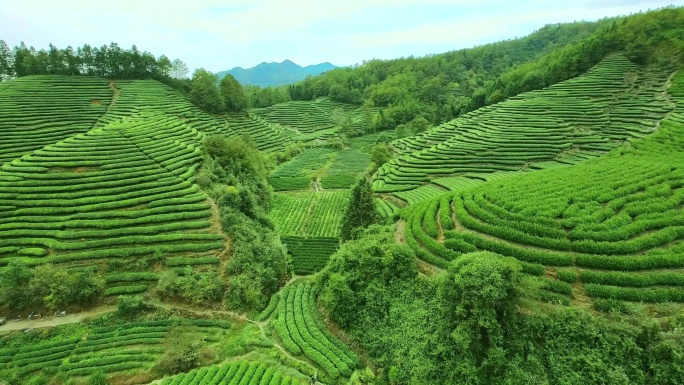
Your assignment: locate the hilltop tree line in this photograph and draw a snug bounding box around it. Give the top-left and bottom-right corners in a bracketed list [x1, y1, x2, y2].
[276, 6, 683, 133]
[0, 41, 189, 81]
[0, 41, 254, 115]
[188, 69, 249, 114]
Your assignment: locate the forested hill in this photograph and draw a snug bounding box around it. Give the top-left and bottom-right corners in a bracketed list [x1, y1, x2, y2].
[217, 60, 337, 87]
[285, 6, 684, 132]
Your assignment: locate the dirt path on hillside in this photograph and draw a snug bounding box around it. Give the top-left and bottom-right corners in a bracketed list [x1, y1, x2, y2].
[394, 220, 406, 244]
[150, 300, 249, 322]
[254, 320, 316, 371]
[0, 306, 116, 333]
[417, 259, 444, 277]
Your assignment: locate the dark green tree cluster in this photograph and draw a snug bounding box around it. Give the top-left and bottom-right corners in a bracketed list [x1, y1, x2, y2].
[370, 143, 393, 171]
[197, 135, 288, 311]
[245, 85, 292, 108]
[0, 41, 188, 80]
[190, 70, 248, 113]
[154, 269, 225, 305]
[318, 225, 419, 328]
[340, 177, 379, 240]
[281, 6, 683, 132]
[0, 261, 104, 312]
[319, 230, 684, 384]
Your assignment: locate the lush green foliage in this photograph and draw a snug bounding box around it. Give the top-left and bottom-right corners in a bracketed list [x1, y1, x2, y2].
[155, 269, 225, 305]
[319, 225, 418, 328]
[284, 7, 683, 132]
[318, 226, 684, 384]
[0, 78, 233, 307]
[198, 135, 288, 311]
[0, 318, 231, 383]
[190, 70, 249, 114]
[0, 41, 182, 80]
[340, 178, 379, 240]
[0, 261, 104, 311]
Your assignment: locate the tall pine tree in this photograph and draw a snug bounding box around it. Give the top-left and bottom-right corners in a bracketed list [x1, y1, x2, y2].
[340, 177, 378, 240]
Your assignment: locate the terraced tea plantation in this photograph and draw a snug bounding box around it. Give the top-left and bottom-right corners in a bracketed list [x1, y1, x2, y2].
[224, 113, 293, 153]
[267, 283, 360, 379]
[269, 148, 337, 191]
[252, 98, 359, 134]
[375, 54, 675, 203]
[159, 361, 306, 385]
[271, 191, 347, 274]
[403, 85, 684, 304]
[268, 136, 373, 191]
[0, 76, 112, 164]
[0, 318, 231, 379]
[0, 76, 234, 294]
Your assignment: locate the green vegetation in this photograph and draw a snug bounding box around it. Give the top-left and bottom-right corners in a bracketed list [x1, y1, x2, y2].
[271, 191, 349, 238]
[270, 191, 347, 275]
[340, 178, 378, 240]
[401, 69, 684, 305]
[2, 7, 684, 385]
[0, 41, 182, 80]
[189, 70, 248, 114]
[0, 315, 233, 383]
[281, 237, 339, 275]
[0, 79, 228, 306]
[158, 361, 306, 385]
[318, 226, 684, 384]
[374, 53, 673, 195]
[197, 135, 289, 311]
[0, 261, 104, 311]
[0, 75, 112, 164]
[269, 283, 359, 379]
[286, 7, 684, 131]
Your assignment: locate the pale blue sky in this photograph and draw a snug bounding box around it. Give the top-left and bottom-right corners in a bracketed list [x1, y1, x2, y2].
[0, 0, 679, 73]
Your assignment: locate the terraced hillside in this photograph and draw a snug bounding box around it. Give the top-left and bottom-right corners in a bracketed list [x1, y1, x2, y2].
[402, 72, 684, 305]
[0, 318, 231, 379]
[252, 98, 375, 143]
[0, 76, 237, 295]
[270, 191, 348, 274]
[374, 54, 675, 203]
[159, 360, 307, 385]
[267, 133, 379, 274]
[224, 113, 293, 152]
[252, 98, 352, 134]
[268, 134, 376, 191]
[0, 76, 112, 164]
[265, 283, 360, 379]
[0, 112, 225, 272]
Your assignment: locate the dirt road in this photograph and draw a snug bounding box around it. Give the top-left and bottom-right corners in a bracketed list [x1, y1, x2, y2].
[0, 306, 116, 332]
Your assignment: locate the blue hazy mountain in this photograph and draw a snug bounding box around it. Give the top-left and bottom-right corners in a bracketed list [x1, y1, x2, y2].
[217, 60, 337, 87]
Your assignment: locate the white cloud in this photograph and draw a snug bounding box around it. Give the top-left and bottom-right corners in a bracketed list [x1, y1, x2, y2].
[0, 0, 678, 73]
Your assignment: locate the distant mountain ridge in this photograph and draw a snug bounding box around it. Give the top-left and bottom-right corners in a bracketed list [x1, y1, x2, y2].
[217, 60, 337, 87]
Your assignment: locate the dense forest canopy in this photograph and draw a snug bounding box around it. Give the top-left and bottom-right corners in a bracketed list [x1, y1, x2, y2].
[283, 6, 684, 132]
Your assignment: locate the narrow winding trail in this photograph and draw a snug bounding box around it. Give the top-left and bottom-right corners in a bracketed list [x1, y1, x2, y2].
[0, 306, 116, 332]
